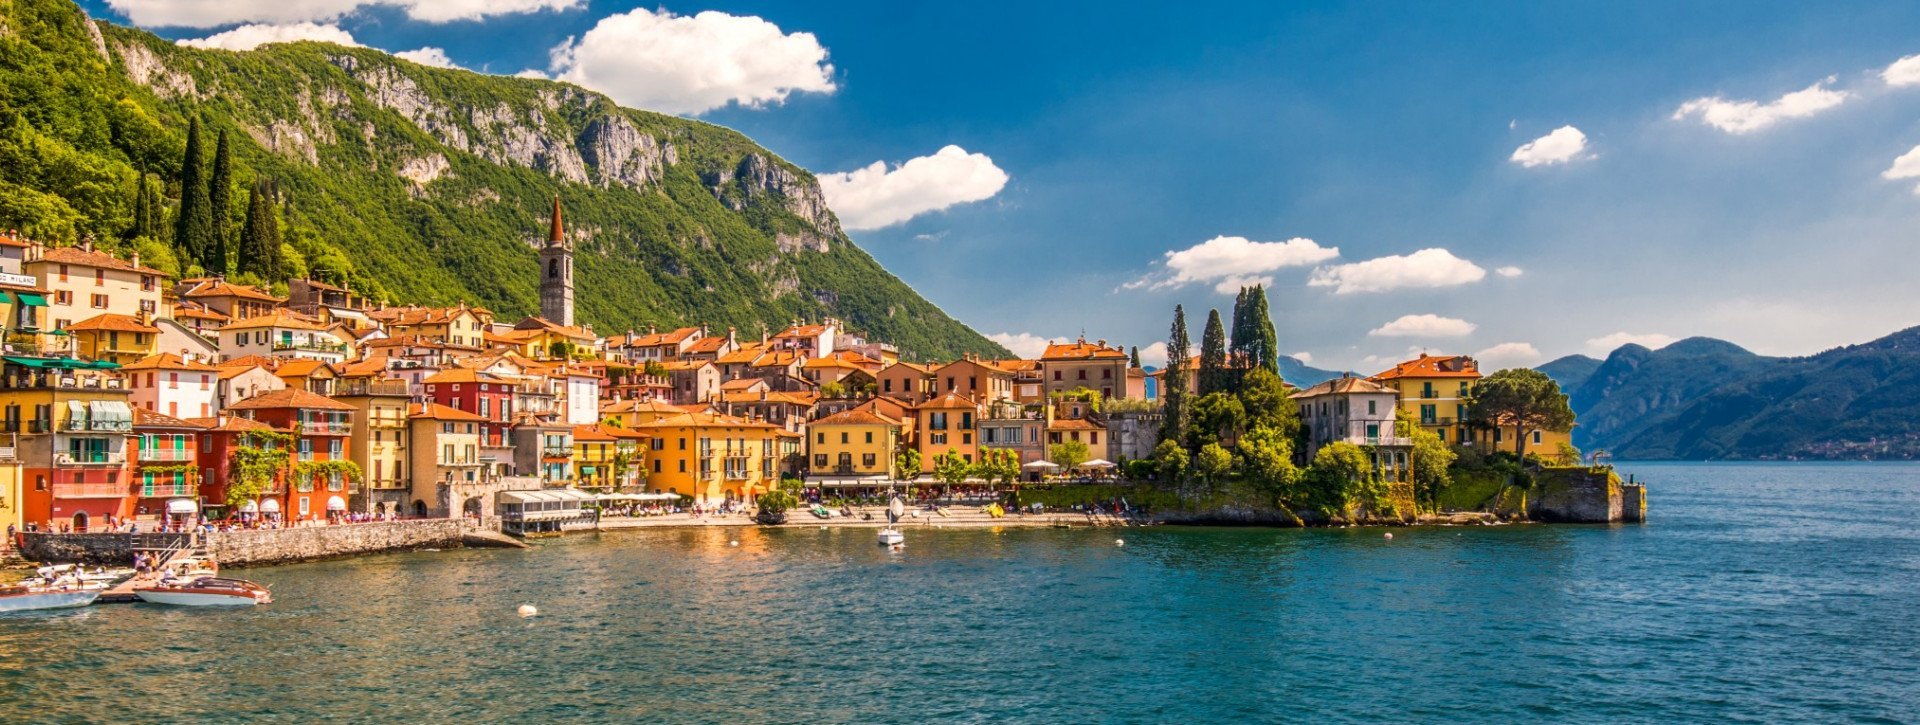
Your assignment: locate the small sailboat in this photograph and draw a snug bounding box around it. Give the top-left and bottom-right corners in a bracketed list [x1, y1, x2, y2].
[878, 494, 905, 547]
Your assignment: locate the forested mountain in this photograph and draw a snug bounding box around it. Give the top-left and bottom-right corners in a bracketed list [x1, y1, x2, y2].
[0, 0, 1006, 359]
[1536, 354, 1601, 393]
[1546, 328, 1920, 460]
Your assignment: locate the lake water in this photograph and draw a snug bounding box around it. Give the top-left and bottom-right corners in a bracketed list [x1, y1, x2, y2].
[2, 462, 1917, 723]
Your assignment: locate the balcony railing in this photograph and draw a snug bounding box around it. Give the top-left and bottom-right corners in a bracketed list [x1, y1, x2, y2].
[272, 340, 347, 353]
[336, 379, 410, 397]
[138, 483, 196, 498]
[56, 451, 127, 465]
[0, 373, 124, 392]
[52, 482, 128, 498]
[297, 420, 351, 435]
[542, 446, 573, 458]
[138, 448, 194, 462]
[366, 478, 408, 490]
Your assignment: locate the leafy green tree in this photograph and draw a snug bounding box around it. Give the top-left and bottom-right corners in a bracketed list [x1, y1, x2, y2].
[1187, 391, 1246, 451]
[127, 171, 155, 241]
[975, 448, 1019, 487]
[819, 380, 847, 398]
[1160, 305, 1192, 447]
[1198, 308, 1230, 395]
[1467, 368, 1576, 462]
[227, 431, 291, 509]
[1194, 442, 1232, 492]
[130, 235, 180, 279]
[173, 117, 213, 265]
[1237, 367, 1300, 441]
[1303, 441, 1374, 518]
[1403, 409, 1454, 511]
[1236, 426, 1301, 504]
[755, 488, 796, 524]
[933, 449, 972, 497]
[1049, 439, 1090, 471]
[206, 128, 233, 275]
[1153, 439, 1188, 487]
[896, 448, 922, 478]
[642, 360, 670, 379]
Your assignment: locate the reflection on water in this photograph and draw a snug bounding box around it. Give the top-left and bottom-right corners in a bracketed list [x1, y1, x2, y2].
[0, 461, 1915, 722]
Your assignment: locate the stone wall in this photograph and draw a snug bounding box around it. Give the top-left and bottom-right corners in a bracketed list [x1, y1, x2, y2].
[207, 520, 472, 567]
[1530, 468, 1633, 523]
[16, 532, 194, 564]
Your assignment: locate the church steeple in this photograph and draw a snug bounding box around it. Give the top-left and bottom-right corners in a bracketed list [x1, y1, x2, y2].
[539, 196, 575, 326]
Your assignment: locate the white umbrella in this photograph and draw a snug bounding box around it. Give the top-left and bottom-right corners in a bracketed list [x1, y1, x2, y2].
[1080, 459, 1116, 469]
[1022, 460, 1061, 470]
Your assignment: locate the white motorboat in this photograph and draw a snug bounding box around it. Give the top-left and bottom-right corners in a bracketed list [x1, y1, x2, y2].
[877, 527, 904, 546]
[135, 577, 272, 606]
[0, 583, 102, 613]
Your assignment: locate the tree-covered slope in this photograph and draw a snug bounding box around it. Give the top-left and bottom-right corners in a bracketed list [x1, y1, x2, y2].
[0, 0, 1007, 360]
[1535, 354, 1601, 393]
[1563, 337, 1779, 452]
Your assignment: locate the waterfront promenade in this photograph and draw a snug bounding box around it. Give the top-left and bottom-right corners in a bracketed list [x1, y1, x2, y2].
[595, 505, 1130, 531]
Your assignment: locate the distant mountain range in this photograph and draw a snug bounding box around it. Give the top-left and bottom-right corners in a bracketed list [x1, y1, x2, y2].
[1536, 327, 1920, 460]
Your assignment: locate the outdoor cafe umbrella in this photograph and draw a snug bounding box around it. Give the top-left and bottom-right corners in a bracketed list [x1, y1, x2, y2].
[1080, 459, 1117, 469]
[1021, 460, 1060, 470]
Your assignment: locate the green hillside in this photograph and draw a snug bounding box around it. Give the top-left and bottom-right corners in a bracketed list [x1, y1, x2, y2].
[1535, 354, 1601, 393]
[0, 0, 1007, 360]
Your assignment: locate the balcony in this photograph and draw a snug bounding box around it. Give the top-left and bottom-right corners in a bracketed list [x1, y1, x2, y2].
[56, 450, 127, 465]
[138, 483, 197, 498]
[272, 340, 347, 354]
[138, 448, 194, 463]
[542, 446, 574, 458]
[0, 372, 124, 392]
[366, 478, 409, 490]
[438, 458, 484, 467]
[52, 482, 128, 498]
[297, 420, 352, 435]
[61, 418, 132, 433]
[1418, 417, 1460, 426]
[336, 379, 410, 397]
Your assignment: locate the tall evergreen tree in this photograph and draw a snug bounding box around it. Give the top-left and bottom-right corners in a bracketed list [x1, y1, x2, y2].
[206, 129, 234, 275]
[1228, 286, 1252, 373]
[1246, 285, 1280, 376]
[1198, 308, 1230, 395]
[239, 180, 282, 279]
[128, 172, 153, 240]
[1129, 345, 1142, 369]
[173, 117, 213, 265]
[1160, 305, 1192, 446]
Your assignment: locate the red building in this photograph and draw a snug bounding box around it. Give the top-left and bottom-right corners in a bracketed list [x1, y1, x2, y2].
[421, 368, 514, 450]
[131, 407, 204, 522]
[225, 388, 356, 522]
[187, 415, 285, 521]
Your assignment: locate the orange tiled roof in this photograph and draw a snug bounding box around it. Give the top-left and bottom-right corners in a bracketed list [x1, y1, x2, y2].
[171, 303, 230, 322]
[813, 409, 899, 427]
[719, 378, 768, 391]
[182, 279, 284, 303]
[219, 310, 328, 332]
[1370, 353, 1481, 381]
[422, 368, 509, 385]
[621, 327, 700, 347]
[1290, 376, 1397, 398]
[187, 415, 283, 433]
[123, 353, 217, 372]
[410, 402, 485, 422]
[1041, 339, 1127, 361]
[1048, 417, 1106, 431]
[683, 335, 730, 354]
[272, 359, 336, 380]
[635, 411, 779, 430]
[912, 391, 978, 410]
[227, 387, 355, 411]
[134, 407, 205, 429]
[601, 399, 689, 414]
[857, 397, 912, 421]
[66, 313, 158, 334]
[773, 323, 831, 339]
[33, 245, 168, 276]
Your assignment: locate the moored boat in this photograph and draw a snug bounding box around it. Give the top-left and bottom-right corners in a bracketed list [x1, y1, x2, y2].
[134, 577, 272, 607]
[877, 528, 904, 546]
[0, 583, 102, 613]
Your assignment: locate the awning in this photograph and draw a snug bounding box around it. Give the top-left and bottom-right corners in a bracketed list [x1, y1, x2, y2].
[6, 356, 88, 369]
[239, 500, 260, 513]
[326, 308, 370, 323]
[13, 292, 46, 307]
[66, 400, 86, 426]
[811, 475, 893, 487]
[166, 498, 196, 514]
[326, 496, 347, 511]
[89, 400, 132, 429]
[259, 498, 281, 512]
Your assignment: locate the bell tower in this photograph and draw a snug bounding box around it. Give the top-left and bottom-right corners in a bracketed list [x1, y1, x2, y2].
[539, 196, 574, 326]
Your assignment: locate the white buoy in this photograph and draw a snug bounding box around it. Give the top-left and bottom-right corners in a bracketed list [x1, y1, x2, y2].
[1114, 539, 1125, 546]
[820, 525, 828, 530]
[517, 604, 538, 618]
[1384, 532, 1394, 540]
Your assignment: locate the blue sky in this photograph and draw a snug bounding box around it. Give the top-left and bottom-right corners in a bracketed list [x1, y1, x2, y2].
[82, 0, 1920, 371]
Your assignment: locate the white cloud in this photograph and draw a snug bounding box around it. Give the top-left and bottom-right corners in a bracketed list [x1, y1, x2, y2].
[1881, 144, 1920, 195]
[1509, 125, 1592, 167]
[106, 0, 580, 28]
[1495, 266, 1524, 278]
[1290, 352, 1313, 365]
[1127, 235, 1339, 294]
[1884, 54, 1920, 87]
[987, 333, 1053, 360]
[1138, 342, 1170, 368]
[512, 69, 549, 80]
[1369, 314, 1477, 338]
[394, 47, 457, 69]
[1671, 78, 1849, 134]
[1585, 332, 1677, 354]
[177, 22, 360, 51]
[818, 146, 1009, 231]
[1308, 248, 1486, 294]
[1474, 342, 1543, 370]
[546, 8, 835, 116]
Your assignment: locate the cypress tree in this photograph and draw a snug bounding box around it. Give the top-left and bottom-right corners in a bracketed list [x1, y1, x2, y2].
[174, 117, 213, 264]
[1198, 308, 1229, 395]
[239, 180, 283, 280]
[1227, 286, 1250, 372]
[1247, 285, 1280, 376]
[1160, 305, 1192, 446]
[128, 172, 152, 240]
[1129, 345, 1142, 369]
[206, 129, 234, 275]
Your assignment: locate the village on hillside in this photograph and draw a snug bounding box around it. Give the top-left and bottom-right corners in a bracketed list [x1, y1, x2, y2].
[0, 200, 1570, 536]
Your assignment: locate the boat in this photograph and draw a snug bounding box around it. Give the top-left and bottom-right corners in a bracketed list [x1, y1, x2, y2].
[877, 528, 904, 546]
[31, 565, 133, 589]
[878, 494, 906, 548]
[0, 583, 102, 613]
[810, 504, 833, 519]
[134, 577, 272, 606]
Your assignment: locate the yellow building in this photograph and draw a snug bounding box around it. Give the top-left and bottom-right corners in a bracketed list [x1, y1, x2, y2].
[0, 448, 22, 535]
[807, 409, 901, 478]
[911, 391, 980, 471]
[600, 399, 690, 429]
[1370, 354, 1482, 446]
[367, 304, 494, 348]
[636, 411, 782, 503]
[490, 316, 600, 361]
[571, 423, 647, 490]
[406, 403, 484, 517]
[333, 376, 412, 515]
[25, 241, 168, 333]
[67, 313, 160, 366]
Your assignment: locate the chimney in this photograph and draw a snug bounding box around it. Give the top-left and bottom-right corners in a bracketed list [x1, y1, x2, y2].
[79, 234, 94, 252]
[727, 326, 737, 346]
[129, 250, 140, 269]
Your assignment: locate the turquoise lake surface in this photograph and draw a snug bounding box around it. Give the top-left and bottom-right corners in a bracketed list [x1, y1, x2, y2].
[2, 461, 1916, 723]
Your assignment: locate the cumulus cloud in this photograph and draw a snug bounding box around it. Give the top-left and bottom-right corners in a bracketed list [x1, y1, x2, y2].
[1137, 341, 1197, 369]
[177, 22, 359, 51]
[1127, 236, 1339, 294]
[1290, 352, 1313, 365]
[1509, 125, 1592, 167]
[1308, 248, 1486, 294]
[1369, 314, 1477, 338]
[394, 47, 457, 69]
[1495, 266, 1524, 278]
[1884, 54, 1920, 87]
[1672, 78, 1849, 134]
[818, 146, 1009, 231]
[1586, 332, 1677, 354]
[546, 8, 836, 115]
[106, 0, 580, 28]
[1474, 342, 1543, 370]
[987, 333, 1053, 360]
[1881, 144, 1920, 195]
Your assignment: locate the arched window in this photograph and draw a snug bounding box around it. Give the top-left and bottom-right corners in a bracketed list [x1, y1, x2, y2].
[547, 258, 560, 279]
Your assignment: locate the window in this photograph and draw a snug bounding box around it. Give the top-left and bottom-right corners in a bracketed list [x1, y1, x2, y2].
[1077, 370, 1086, 380]
[1102, 369, 1112, 379]
[816, 432, 824, 444]
[862, 453, 876, 467]
[864, 432, 873, 444]
[1533, 431, 1542, 445]
[962, 433, 972, 445]
[1053, 371, 1061, 381]
[57, 264, 68, 282]
[1368, 400, 1377, 415]
[1090, 432, 1099, 445]
[94, 269, 105, 286]
[814, 454, 828, 468]
[90, 294, 108, 309]
[678, 460, 686, 473]
[653, 460, 662, 473]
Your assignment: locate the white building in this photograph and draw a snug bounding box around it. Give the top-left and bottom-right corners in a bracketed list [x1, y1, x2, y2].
[123, 353, 220, 420]
[218, 311, 350, 364]
[1290, 375, 1413, 482]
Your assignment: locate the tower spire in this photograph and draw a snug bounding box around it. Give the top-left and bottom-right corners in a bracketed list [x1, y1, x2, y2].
[549, 195, 564, 246]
